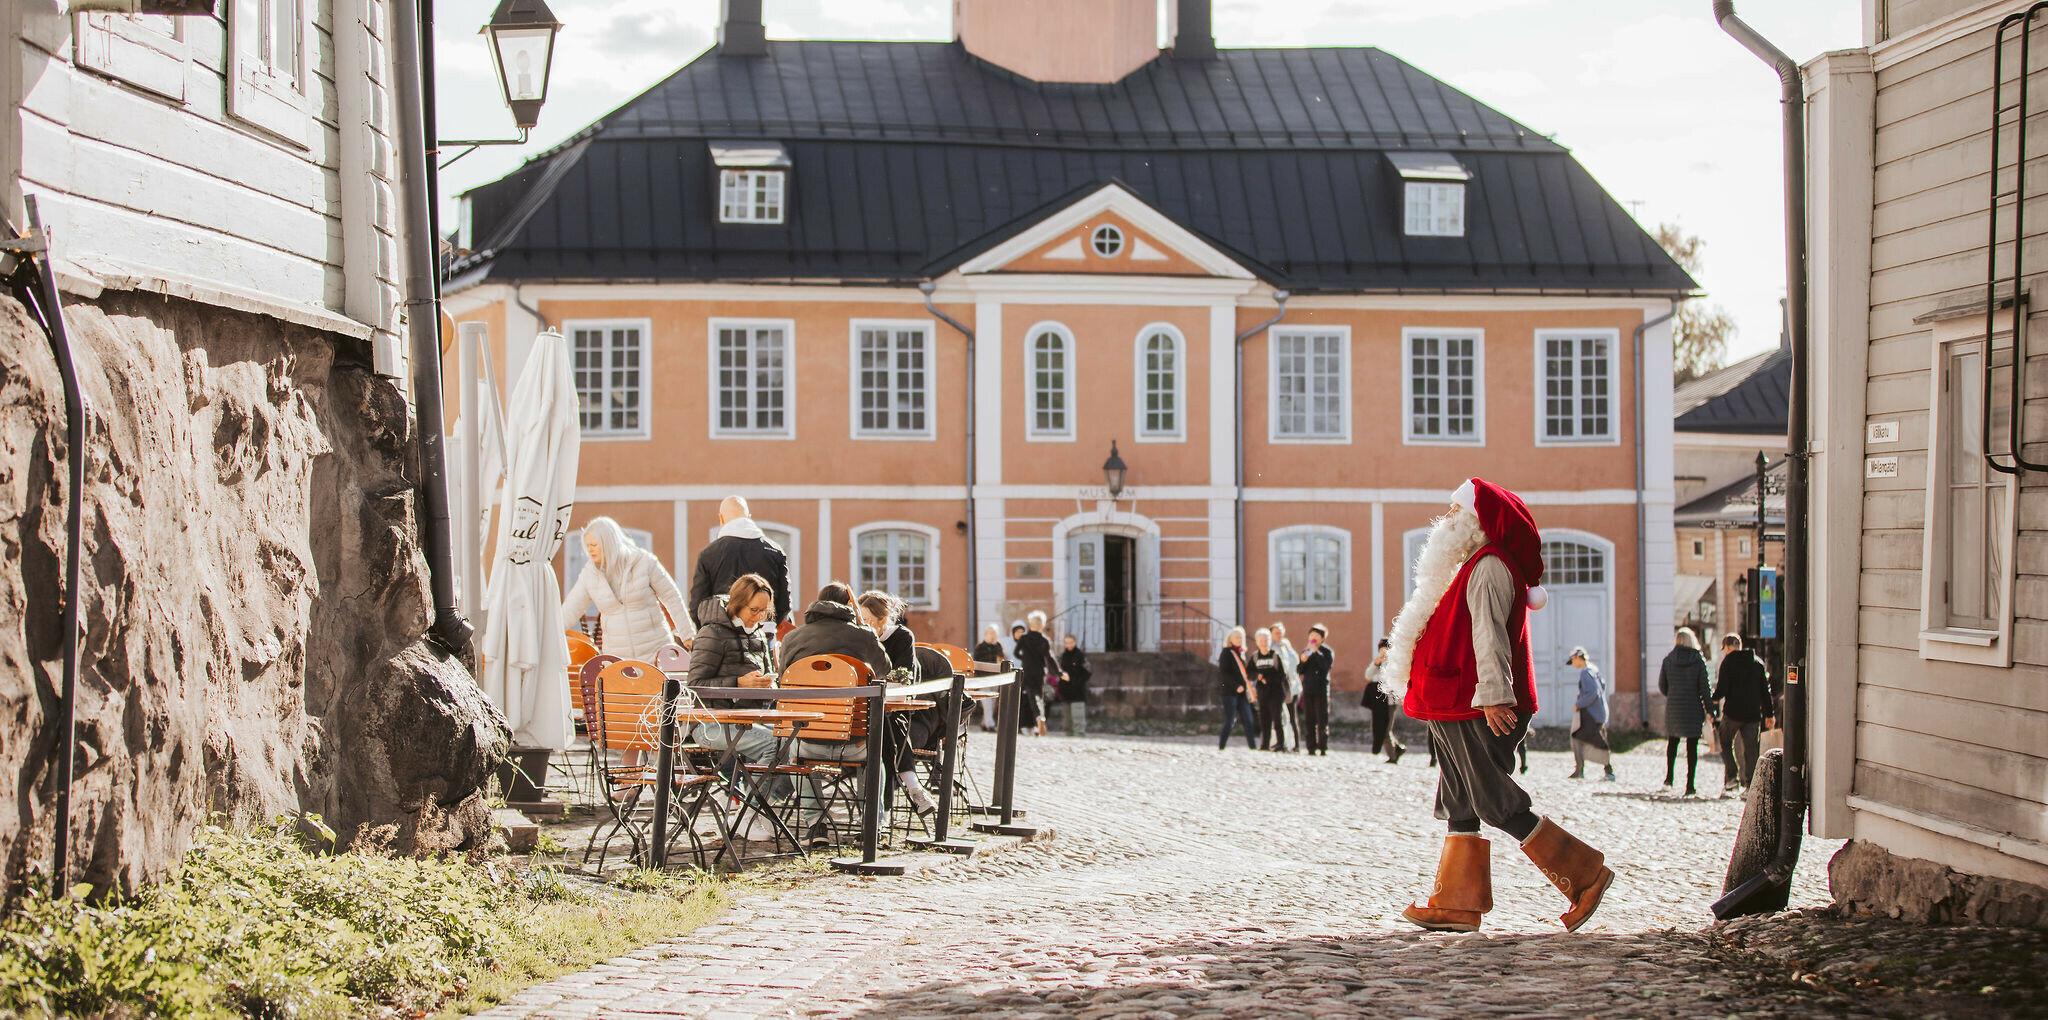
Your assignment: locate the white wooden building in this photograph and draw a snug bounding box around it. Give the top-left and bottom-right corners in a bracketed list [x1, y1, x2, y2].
[3, 0, 412, 374]
[1804, 0, 2048, 926]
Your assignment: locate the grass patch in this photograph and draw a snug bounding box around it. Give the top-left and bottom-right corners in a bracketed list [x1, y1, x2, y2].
[0, 822, 727, 1019]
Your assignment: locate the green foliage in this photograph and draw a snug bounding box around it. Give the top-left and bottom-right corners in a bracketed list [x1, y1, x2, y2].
[0, 825, 727, 1020]
[1655, 222, 1738, 383]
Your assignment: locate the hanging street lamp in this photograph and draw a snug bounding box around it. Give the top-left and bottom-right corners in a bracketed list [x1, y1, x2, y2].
[1103, 439, 1128, 500]
[439, 0, 565, 165]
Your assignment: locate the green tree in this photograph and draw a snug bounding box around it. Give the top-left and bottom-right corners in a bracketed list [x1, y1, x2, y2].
[1656, 223, 1737, 383]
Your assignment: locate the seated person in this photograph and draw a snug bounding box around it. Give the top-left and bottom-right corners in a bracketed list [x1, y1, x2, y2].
[685, 574, 783, 811]
[858, 591, 942, 816]
[778, 582, 897, 839]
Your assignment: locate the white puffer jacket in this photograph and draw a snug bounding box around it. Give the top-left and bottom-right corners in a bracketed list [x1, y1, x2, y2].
[561, 550, 694, 661]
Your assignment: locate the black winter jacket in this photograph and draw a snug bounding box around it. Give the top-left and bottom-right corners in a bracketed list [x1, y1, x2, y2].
[1014, 631, 1055, 691]
[878, 624, 921, 680]
[684, 596, 772, 706]
[1248, 649, 1287, 691]
[1297, 645, 1334, 694]
[1056, 647, 1090, 703]
[1216, 645, 1251, 700]
[973, 640, 1005, 669]
[689, 531, 791, 624]
[777, 600, 894, 681]
[1712, 648, 1775, 724]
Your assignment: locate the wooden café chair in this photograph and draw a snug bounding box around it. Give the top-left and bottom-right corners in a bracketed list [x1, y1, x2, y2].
[584, 658, 725, 871]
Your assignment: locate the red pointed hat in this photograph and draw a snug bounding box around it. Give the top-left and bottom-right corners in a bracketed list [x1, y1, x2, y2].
[1452, 477, 1548, 610]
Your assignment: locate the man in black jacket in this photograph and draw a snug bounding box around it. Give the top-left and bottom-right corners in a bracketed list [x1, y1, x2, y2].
[1297, 624, 1335, 755]
[690, 496, 792, 625]
[1711, 634, 1775, 791]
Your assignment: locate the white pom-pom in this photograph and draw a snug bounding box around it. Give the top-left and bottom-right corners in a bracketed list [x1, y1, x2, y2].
[1525, 585, 1548, 611]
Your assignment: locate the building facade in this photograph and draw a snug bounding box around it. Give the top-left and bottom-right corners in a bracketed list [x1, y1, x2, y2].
[1800, 0, 2048, 925]
[1673, 347, 1790, 651]
[444, 0, 1692, 719]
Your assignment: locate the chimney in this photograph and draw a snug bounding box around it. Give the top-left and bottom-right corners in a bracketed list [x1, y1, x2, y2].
[1172, 0, 1214, 59]
[720, 0, 766, 56]
[954, 0, 1159, 84]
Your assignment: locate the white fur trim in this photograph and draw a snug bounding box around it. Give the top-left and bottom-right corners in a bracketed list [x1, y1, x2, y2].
[1526, 585, 1548, 611]
[1451, 479, 1476, 511]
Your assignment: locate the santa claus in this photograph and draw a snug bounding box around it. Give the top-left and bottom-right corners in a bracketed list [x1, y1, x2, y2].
[1382, 477, 1614, 933]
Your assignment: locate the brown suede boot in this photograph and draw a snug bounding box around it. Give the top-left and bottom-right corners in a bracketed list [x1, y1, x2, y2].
[1401, 834, 1493, 932]
[1520, 817, 1614, 932]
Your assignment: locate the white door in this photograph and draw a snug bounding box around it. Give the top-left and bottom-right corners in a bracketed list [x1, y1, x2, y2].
[1528, 538, 1611, 728]
[1066, 533, 1105, 651]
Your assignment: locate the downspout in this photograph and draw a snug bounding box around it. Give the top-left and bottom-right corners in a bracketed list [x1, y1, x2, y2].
[1634, 300, 1679, 727]
[1712, 0, 1811, 918]
[1234, 291, 1290, 622]
[922, 282, 977, 638]
[393, 0, 474, 651]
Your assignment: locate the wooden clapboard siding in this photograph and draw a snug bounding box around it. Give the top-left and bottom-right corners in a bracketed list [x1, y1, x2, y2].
[1851, 5, 2048, 861]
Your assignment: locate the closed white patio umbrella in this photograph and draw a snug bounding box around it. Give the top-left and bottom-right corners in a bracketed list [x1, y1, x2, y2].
[481, 329, 581, 753]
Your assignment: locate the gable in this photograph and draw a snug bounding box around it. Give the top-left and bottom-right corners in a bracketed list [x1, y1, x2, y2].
[954, 183, 1256, 280]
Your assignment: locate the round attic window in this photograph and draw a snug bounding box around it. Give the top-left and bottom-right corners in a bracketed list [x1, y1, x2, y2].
[1090, 224, 1125, 258]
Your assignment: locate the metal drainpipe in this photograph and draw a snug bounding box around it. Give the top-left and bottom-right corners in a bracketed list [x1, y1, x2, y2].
[1712, 0, 1811, 918]
[922, 282, 978, 638]
[1634, 300, 1679, 726]
[1234, 291, 1289, 623]
[393, 0, 474, 652]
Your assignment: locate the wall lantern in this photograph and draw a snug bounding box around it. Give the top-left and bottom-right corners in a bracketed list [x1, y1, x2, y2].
[483, 0, 564, 131]
[1102, 439, 1128, 500]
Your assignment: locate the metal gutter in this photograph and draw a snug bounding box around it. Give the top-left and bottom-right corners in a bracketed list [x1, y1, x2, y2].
[1233, 291, 1289, 622]
[922, 282, 978, 638]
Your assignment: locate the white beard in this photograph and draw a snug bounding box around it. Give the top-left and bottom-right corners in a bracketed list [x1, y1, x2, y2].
[1382, 509, 1488, 696]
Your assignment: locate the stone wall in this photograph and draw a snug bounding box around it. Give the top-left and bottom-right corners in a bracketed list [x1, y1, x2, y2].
[1, 290, 505, 896]
[1829, 839, 2048, 930]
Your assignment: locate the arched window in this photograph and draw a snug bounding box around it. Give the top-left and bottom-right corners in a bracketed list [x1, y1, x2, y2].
[852, 523, 940, 608]
[1270, 526, 1350, 610]
[1541, 539, 1607, 585]
[1136, 325, 1183, 440]
[1026, 324, 1074, 439]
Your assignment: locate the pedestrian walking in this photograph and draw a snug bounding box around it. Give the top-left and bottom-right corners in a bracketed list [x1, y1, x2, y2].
[1387, 478, 1612, 934]
[1056, 632, 1091, 737]
[1711, 634, 1774, 791]
[1659, 627, 1714, 796]
[1297, 624, 1334, 755]
[1216, 627, 1258, 750]
[1565, 646, 1615, 781]
[1249, 628, 1290, 752]
[1361, 639, 1405, 763]
[1272, 622, 1304, 753]
[1015, 612, 1057, 736]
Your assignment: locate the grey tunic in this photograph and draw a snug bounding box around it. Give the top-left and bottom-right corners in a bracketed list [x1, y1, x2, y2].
[1467, 556, 1518, 709]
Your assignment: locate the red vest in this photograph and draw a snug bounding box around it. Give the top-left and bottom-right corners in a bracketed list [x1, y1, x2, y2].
[1401, 545, 1538, 723]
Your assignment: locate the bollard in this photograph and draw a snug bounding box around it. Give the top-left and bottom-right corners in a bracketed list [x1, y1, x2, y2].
[973, 675, 1038, 838]
[833, 685, 907, 875]
[646, 670, 681, 868]
[908, 669, 978, 854]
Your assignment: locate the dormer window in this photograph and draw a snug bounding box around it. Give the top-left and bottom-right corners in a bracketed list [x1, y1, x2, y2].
[1390, 151, 1471, 238]
[711, 140, 790, 224]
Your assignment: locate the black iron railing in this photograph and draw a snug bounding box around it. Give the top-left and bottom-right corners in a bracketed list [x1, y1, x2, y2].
[1986, 4, 2048, 473]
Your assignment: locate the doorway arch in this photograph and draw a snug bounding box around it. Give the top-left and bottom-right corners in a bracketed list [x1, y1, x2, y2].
[1051, 508, 1162, 652]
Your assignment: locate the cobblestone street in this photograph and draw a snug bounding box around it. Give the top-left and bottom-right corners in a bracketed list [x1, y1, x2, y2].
[482, 736, 2043, 1018]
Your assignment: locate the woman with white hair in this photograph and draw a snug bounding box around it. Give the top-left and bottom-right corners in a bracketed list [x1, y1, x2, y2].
[1658, 627, 1714, 796]
[1215, 627, 1257, 750]
[561, 517, 694, 661]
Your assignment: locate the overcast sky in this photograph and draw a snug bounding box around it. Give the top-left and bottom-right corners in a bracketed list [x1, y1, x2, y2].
[434, 0, 1862, 362]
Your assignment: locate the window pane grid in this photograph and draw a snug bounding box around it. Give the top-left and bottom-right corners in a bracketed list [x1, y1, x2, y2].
[715, 325, 788, 434]
[1276, 331, 1345, 438]
[857, 530, 931, 606]
[1541, 541, 1605, 585]
[1141, 331, 1179, 436]
[856, 327, 929, 435]
[1275, 530, 1345, 607]
[1408, 333, 1475, 440]
[1404, 182, 1465, 237]
[719, 169, 785, 223]
[1031, 331, 1069, 435]
[571, 325, 643, 435]
[1542, 334, 1613, 441]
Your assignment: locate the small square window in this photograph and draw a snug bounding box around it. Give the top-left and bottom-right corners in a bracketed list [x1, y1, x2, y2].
[1692, 540, 1705, 558]
[1404, 182, 1465, 237]
[719, 169, 786, 224]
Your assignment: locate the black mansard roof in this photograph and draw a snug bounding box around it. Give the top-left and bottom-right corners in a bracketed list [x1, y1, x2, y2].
[1675, 345, 1791, 435]
[453, 41, 1694, 295]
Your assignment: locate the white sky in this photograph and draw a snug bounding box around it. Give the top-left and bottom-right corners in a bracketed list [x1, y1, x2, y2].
[435, 0, 1863, 362]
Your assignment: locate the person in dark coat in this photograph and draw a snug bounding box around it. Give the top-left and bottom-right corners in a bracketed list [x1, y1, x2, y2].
[1659, 627, 1714, 796]
[1216, 627, 1258, 750]
[973, 624, 1006, 733]
[1249, 628, 1290, 752]
[856, 590, 940, 816]
[1013, 611, 1057, 736]
[684, 574, 782, 807]
[1297, 624, 1334, 755]
[857, 590, 921, 681]
[1361, 638, 1406, 764]
[1711, 634, 1775, 791]
[1056, 633, 1091, 737]
[778, 582, 894, 681]
[689, 496, 792, 626]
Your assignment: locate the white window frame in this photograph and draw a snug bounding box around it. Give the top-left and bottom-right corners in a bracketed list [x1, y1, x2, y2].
[1268, 326, 1352, 444]
[228, 0, 312, 148]
[1402, 327, 1486, 446]
[1024, 322, 1077, 442]
[565, 318, 653, 440]
[1091, 224, 1125, 258]
[1404, 181, 1466, 237]
[74, 12, 188, 102]
[1918, 320, 2017, 667]
[719, 168, 786, 224]
[1133, 323, 1186, 442]
[1533, 328, 1621, 446]
[1269, 525, 1351, 611]
[707, 318, 796, 440]
[849, 522, 942, 611]
[848, 320, 936, 440]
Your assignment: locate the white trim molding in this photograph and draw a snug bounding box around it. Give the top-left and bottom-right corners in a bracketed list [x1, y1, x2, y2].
[1401, 326, 1487, 446]
[1267, 524, 1354, 612]
[1133, 321, 1188, 442]
[956, 181, 1257, 280]
[1533, 327, 1623, 447]
[848, 520, 943, 611]
[1917, 314, 2018, 668]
